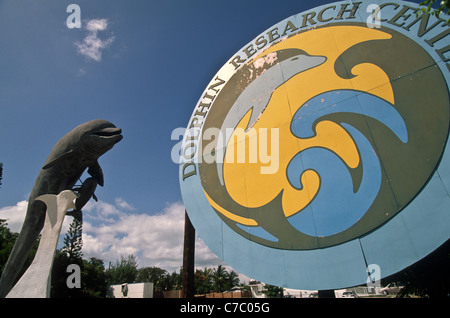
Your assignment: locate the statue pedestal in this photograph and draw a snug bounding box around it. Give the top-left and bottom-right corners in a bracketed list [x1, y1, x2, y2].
[6, 190, 77, 298]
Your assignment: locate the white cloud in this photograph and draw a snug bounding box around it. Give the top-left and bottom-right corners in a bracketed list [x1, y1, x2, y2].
[80, 200, 224, 273]
[86, 19, 108, 32]
[0, 198, 229, 275]
[0, 200, 27, 232]
[0, 200, 73, 235]
[114, 197, 135, 211]
[75, 18, 115, 62]
[84, 200, 122, 221]
[76, 68, 86, 77]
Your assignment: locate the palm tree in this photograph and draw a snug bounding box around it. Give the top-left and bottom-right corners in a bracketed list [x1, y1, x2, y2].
[226, 270, 240, 291]
[194, 267, 213, 294]
[168, 271, 182, 290]
[212, 265, 228, 292]
[136, 266, 168, 290]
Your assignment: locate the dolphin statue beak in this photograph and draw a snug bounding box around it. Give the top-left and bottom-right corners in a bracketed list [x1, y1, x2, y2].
[92, 126, 123, 142]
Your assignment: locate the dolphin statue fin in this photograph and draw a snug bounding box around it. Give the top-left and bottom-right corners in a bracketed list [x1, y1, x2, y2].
[75, 177, 98, 212]
[66, 177, 98, 220]
[42, 150, 75, 170]
[88, 161, 104, 187]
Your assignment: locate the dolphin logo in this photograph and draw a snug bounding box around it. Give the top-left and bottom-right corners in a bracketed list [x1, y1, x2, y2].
[216, 49, 326, 184]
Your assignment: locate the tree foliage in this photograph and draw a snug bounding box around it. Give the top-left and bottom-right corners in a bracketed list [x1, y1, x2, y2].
[0, 220, 39, 287]
[262, 284, 284, 298]
[81, 257, 108, 297]
[136, 266, 182, 291]
[2, 221, 242, 297]
[0, 219, 17, 276]
[193, 265, 240, 294]
[105, 254, 138, 285]
[194, 267, 213, 294]
[165, 270, 182, 291]
[61, 216, 83, 262]
[51, 214, 107, 298]
[136, 266, 167, 286]
[420, 0, 450, 23]
[51, 253, 107, 298]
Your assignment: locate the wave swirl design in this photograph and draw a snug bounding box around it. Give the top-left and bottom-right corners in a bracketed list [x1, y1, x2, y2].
[287, 89, 408, 236]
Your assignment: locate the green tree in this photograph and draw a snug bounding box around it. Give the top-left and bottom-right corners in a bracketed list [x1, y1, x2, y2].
[194, 267, 213, 294]
[106, 254, 138, 285]
[51, 254, 107, 298]
[0, 219, 17, 276]
[81, 257, 107, 297]
[262, 284, 284, 298]
[137, 266, 168, 290]
[61, 216, 83, 262]
[166, 270, 182, 290]
[225, 270, 240, 291]
[212, 265, 228, 292]
[51, 250, 83, 297]
[420, 0, 449, 23]
[51, 212, 85, 297]
[210, 265, 240, 292]
[0, 220, 39, 287]
[193, 266, 241, 294]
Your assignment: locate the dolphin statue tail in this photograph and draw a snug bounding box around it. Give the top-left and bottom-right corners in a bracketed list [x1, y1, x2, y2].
[0, 198, 46, 297]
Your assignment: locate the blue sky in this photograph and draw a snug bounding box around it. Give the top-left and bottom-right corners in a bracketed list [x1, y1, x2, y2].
[0, 0, 424, 275]
[1, 0, 337, 212]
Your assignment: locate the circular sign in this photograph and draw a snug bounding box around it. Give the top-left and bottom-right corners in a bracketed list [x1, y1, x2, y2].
[179, 0, 450, 290]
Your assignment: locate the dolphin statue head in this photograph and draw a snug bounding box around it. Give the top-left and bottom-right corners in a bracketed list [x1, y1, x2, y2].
[41, 119, 123, 187]
[43, 119, 123, 170]
[79, 120, 123, 156]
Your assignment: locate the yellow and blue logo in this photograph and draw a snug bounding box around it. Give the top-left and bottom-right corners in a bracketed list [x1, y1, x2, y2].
[195, 23, 448, 250]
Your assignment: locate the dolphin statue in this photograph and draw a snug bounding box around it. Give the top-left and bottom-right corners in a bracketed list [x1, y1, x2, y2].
[66, 177, 98, 221]
[0, 119, 123, 297]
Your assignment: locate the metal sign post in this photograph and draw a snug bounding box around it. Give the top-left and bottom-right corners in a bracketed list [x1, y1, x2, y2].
[182, 210, 195, 298]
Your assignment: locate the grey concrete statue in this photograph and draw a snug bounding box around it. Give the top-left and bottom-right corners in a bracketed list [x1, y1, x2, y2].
[0, 119, 123, 297]
[6, 190, 78, 298]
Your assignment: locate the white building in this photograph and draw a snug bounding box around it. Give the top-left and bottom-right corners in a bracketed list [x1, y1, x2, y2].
[108, 282, 154, 298]
[248, 280, 317, 298]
